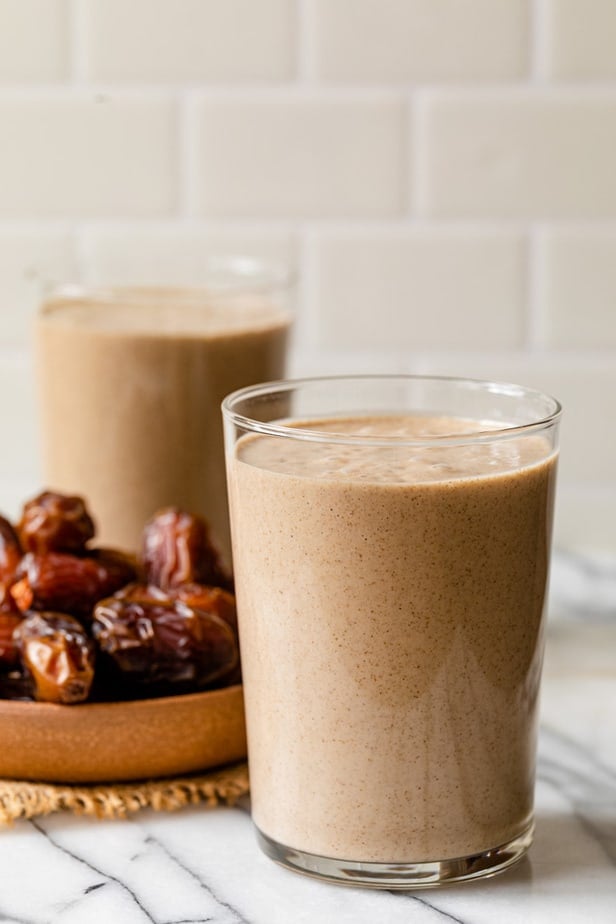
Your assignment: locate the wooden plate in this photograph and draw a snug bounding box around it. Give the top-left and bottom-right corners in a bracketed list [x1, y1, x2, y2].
[0, 684, 247, 784]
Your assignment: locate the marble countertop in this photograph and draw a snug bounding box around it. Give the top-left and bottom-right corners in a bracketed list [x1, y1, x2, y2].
[1, 552, 615, 924]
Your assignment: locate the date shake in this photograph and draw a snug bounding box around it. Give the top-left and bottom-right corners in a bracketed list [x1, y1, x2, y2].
[37, 286, 290, 559]
[224, 377, 560, 887]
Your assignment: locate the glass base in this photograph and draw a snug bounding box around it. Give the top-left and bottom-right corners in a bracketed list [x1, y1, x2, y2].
[256, 823, 534, 889]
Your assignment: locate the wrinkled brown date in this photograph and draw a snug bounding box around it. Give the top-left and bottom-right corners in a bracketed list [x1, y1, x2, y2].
[18, 491, 95, 554]
[10, 550, 137, 620]
[0, 515, 22, 585]
[0, 493, 240, 703]
[114, 581, 241, 686]
[170, 583, 238, 639]
[92, 594, 238, 689]
[141, 508, 232, 592]
[169, 583, 241, 684]
[14, 612, 95, 704]
[113, 582, 170, 604]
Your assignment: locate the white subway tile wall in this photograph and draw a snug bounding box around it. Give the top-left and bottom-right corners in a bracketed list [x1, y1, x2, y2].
[79, 0, 296, 83]
[0, 0, 613, 555]
[538, 227, 616, 348]
[0, 94, 178, 217]
[312, 0, 530, 82]
[544, 0, 616, 79]
[314, 229, 526, 349]
[191, 95, 406, 218]
[416, 92, 616, 219]
[0, 0, 68, 83]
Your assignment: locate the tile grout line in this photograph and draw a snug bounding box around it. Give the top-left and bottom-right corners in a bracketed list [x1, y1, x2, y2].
[65, 0, 97, 300]
[403, 91, 415, 221]
[526, 223, 546, 350]
[5, 217, 616, 234]
[66, 0, 88, 292]
[5, 83, 616, 99]
[530, 0, 549, 83]
[68, 0, 86, 85]
[293, 225, 320, 358]
[295, 0, 314, 85]
[408, 89, 427, 222]
[177, 91, 196, 221]
[71, 222, 90, 284]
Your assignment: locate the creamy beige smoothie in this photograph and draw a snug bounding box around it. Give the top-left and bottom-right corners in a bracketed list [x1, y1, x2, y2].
[37, 290, 289, 558]
[228, 414, 557, 864]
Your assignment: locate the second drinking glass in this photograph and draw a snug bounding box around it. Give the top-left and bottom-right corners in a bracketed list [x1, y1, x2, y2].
[36, 258, 293, 561]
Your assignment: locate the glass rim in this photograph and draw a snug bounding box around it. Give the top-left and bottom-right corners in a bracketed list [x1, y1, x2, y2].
[39, 255, 296, 307]
[222, 374, 562, 448]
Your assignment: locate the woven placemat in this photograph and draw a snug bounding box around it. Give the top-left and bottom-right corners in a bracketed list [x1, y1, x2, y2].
[0, 761, 249, 825]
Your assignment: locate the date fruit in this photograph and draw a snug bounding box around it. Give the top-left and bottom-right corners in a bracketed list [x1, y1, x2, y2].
[14, 612, 95, 704]
[10, 550, 137, 620]
[141, 508, 231, 592]
[169, 583, 241, 683]
[0, 515, 22, 585]
[170, 583, 238, 639]
[0, 491, 241, 704]
[18, 491, 95, 554]
[92, 594, 238, 689]
[113, 582, 170, 605]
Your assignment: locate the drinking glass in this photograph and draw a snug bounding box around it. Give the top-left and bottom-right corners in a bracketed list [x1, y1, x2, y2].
[223, 375, 561, 888]
[36, 257, 293, 559]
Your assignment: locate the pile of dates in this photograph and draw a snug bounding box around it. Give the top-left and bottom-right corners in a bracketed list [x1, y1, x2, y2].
[0, 491, 239, 704]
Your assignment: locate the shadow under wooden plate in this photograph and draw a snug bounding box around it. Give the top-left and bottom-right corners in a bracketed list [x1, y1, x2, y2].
[0, 684, 247, 784]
